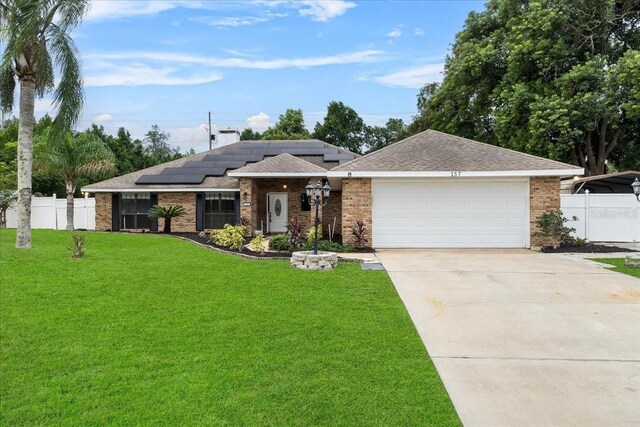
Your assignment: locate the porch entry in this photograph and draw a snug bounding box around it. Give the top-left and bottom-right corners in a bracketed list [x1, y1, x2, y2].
[267, 192, 288, 233]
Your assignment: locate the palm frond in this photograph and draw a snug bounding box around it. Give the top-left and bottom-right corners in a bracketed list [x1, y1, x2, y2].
[148, 205, 187, 219]
[46, 22, 82, 136]
[0, 66, 15, 113]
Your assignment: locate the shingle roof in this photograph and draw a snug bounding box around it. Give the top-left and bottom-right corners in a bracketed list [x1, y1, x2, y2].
[82, 139, 357, 191]
[228, 153, 327, 176]
[331, 129, 580, 172]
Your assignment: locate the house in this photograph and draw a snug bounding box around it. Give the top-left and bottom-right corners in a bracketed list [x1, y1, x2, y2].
[561, 170, 640, 194]
[82, 130, 583, 248]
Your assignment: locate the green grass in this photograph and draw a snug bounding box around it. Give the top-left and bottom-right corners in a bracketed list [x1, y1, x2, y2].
[0, 230, 459, 426]
[589, 258, 640, 278]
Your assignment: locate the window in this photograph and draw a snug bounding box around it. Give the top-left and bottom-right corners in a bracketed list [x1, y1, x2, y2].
[205, 192, 236, 229]
[120, 193, 151, 229]
[301, 193, 311, 212]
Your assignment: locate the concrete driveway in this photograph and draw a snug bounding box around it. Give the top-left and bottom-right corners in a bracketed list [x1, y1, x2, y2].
[376, 250, 640, 427]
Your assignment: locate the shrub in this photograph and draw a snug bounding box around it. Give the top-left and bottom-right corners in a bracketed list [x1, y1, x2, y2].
[574, 237, 588, 246]
[249, 234, 266, 254]
[351, 219, 368, 249]
[0, 190, 17, 229]
[303, 239, 355, 253]
[306, 226, 319, 243]
[209, 224, 246, 251]
[535, 209, 578, 249]
[147, 205, 186, 233]
[68, 232, 86, 259]
[287, 217, 304, 248]
[269, 233, 293, 251]
[239, 216, 251, 230]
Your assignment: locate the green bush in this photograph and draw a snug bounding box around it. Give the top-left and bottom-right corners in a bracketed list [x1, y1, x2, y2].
[534, 209, 578, 249]
[306, 226, 319, 242]
[303, 239, 355, 253]
[209, 224, 246, 251]
[269, 233, 292, 251]
[249, 234, 266, 254]
[68, 232, 86, 258]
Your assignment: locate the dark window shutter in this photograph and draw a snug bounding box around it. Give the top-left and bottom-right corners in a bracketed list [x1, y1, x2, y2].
[234, 193, 240, 225]
[149, 193, 158, 232]
[111, 193, 120, 231]
[196, 193, 204, 231]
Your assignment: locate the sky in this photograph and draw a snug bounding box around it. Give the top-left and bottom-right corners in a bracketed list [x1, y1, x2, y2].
[31, 0, 484, 153]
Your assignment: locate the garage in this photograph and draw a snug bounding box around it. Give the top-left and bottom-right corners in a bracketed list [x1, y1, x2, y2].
[372, 179, 529, 248]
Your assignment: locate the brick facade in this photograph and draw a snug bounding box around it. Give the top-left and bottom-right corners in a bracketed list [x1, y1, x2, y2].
[95, 193, 112, 231]
[529, 177, 561, 247]
[341, 178, 372, 246]
[157, 193, 197, 232]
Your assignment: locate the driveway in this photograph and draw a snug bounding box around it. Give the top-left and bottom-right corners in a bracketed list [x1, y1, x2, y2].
[376, 249, 640, 426]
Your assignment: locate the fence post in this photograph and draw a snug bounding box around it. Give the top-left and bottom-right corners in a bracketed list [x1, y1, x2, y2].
[584, 190, 590, 241]
[52, 193, 58, 230]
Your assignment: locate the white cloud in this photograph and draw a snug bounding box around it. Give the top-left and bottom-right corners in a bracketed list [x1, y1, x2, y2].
[86, 49, 384, 71]
[414, 27, 424, 36]
[93, 113, 113, 122]
[84, 63, 223, 87]
[374, 63, 444, 89]
[297, 0, 356, 22]
[246, 112, 272, 132]
[86, 1, 180, 21]
[191, 12, 287, 28]
[386, 26, 403, 41]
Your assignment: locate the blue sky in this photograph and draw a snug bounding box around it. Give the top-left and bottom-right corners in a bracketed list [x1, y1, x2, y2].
[36, 0, 484, 152]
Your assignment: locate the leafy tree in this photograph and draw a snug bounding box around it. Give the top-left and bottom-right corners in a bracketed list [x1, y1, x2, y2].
[35, 130, 115, 230]
[240, 128, 262, 140]
[1, 0, 89, 248]
[143, 124, 181, 166]
[364, 118, 407, 153]
[0, 190, 17, 228]
[408, 0, 640, 175]
[313, 101, 366, 153]
[262, 109, 311, 140]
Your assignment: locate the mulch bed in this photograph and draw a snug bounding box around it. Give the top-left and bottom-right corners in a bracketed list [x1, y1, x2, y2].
[173, 232, 293, 258]
[541, 243, 638, 253]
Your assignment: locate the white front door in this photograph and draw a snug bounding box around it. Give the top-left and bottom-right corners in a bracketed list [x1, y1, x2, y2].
[267, 193, 288, 233]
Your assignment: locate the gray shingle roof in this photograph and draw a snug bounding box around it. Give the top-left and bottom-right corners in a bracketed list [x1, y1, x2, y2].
[229, 153, 327, 176]
[331, 130, 580, 172]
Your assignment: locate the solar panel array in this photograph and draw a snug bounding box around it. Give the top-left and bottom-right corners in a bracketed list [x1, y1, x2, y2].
[136, 141, 357, 185]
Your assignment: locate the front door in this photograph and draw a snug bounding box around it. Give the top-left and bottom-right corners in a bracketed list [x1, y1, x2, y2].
[267, 193, 288, 233]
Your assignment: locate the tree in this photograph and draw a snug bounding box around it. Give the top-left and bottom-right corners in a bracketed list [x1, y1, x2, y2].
[313, 101, 366, 153]
[147, 204, 186, 233]
[408, 0, 640, 175]
[143, 124, 181, 166]
[0, 190, 17, 228]
[1, 0, 89, 248]
[240, 128, 262, 140]
[262, 109, 311, 140]
[35, 131, 115, 230]
[363, 118, 407, 153]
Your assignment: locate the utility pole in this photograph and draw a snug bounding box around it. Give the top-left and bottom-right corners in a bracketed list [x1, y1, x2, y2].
[208, 111, 213, 150]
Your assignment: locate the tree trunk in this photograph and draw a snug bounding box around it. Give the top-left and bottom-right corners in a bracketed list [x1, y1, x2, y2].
[66, 180, 76, 230]
[16, 77, 35, 248]
[164, 217, 171, 233]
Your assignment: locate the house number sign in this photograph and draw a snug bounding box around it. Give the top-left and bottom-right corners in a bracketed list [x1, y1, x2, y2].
[450, 171, 462, 177]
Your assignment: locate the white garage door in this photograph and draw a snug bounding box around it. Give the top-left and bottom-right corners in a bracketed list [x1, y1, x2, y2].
[372, 179, 529, 248]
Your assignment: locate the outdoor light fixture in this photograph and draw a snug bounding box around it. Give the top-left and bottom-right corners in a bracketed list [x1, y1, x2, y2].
[306, 179, 331, 255]
[283, 184, 288, 190]
[632, 178, 640, 202]
[243, 192, 248, 201]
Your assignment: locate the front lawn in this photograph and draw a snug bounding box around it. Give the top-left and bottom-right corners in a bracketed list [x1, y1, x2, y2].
[589, 257, 640, 279]
[0, 230, 459, 426]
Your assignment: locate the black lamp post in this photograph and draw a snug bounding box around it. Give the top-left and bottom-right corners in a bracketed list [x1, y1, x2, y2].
[305, 179, 331, 255]
[632, 178, 640, 202]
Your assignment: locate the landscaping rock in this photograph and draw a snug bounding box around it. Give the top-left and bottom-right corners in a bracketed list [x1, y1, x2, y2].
[290, 251, 338, 271]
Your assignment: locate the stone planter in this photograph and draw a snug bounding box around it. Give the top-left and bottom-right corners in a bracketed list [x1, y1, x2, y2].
[290, 251, 338, 270]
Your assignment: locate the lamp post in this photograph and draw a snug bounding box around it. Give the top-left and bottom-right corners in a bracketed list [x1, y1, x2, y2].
[632, 178, 640, 202]
[305, 179, 331, 255]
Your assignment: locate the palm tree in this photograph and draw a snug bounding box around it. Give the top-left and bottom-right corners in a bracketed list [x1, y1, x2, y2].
[147, 205, 186, 234]
[35, 131, 114, 230]
[0, 0, 89, 248]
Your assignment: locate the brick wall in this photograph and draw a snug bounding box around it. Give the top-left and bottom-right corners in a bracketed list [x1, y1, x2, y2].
[341, 178, 372, 247]
[239, 178, 258, 235]
[529, 177, 561, 247]
[158, 193, 197, 232]
[322, 191, 342, 238]
[95, 193, 112, 231]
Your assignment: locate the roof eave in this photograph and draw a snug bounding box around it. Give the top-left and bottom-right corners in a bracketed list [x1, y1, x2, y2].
[81, 187, 241, 193]
[327, 169, 584, 178]
[227, 172, 327, 178]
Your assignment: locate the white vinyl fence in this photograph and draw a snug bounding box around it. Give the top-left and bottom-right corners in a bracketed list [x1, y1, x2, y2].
[5, 195, 95, 230]
[561, 193, 639, 242]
